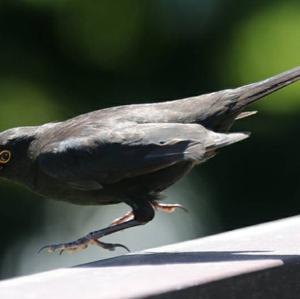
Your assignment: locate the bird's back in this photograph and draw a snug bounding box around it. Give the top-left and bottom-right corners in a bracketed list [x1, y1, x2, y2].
[65, 66, 300, 133]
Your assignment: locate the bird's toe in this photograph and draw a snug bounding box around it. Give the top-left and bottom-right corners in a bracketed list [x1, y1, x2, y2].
[39, 237, 130, 254]
[152, 201, 188, 213]
[91, 239, 130, 252]
[39, 237, 90, 254]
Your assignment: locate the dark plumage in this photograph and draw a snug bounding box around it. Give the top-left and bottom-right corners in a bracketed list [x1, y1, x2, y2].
[1, 67, 300, 253]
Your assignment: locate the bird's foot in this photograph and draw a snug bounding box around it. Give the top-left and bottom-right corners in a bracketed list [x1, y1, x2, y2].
[39, 237, 130, 255]
[152, 201, 188, 213]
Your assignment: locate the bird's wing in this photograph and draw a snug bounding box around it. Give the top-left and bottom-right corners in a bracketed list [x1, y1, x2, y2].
[37, 123, 246, 190]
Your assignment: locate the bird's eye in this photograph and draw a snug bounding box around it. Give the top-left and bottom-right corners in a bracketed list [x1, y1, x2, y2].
[0, 150, 11, 164]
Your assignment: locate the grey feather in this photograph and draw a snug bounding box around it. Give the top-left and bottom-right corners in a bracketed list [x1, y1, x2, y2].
[0, 67, 298, 205]
[64, 67, 300, 132]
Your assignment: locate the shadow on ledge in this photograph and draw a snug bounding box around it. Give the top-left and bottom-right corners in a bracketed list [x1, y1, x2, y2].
[76, 251, 300, 268]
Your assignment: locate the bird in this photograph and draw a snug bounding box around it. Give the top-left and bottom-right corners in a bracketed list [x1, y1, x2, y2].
[0, 67, 300, 254]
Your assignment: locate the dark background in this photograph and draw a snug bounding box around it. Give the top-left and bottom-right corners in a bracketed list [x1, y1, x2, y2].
[1, 0, 300, 279]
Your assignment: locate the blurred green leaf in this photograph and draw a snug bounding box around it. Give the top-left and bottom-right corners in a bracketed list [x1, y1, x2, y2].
[225, 3, 300, 113]
[55, 0, 145, 70]
[0, 80, 61, 130]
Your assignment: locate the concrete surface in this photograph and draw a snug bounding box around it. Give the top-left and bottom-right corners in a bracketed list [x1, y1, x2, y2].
[1, 215, 300, 298]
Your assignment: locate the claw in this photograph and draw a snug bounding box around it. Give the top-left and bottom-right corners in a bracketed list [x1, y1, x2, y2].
[38, 245, 48, 254]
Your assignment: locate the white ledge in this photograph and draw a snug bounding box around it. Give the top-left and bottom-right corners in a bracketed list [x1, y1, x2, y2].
[1, 216, 300, 299]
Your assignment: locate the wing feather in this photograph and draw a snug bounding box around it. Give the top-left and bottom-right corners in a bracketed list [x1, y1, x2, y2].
[37, 123, 246, 190]
[37, 123, 209, 188]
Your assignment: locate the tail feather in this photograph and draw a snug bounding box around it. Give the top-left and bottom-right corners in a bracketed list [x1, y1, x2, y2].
[205, 67, 300, 131]
[235, 111, 258, 120]
[209, 131, 250, 150]
[234, 66, 300, 109]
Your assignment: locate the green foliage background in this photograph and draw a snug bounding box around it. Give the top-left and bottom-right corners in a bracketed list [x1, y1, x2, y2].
[1, 0, 300, 278]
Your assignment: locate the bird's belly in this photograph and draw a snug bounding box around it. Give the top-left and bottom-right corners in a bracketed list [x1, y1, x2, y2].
[33, 175, 122, 205]
[104, 161, 195, 200]
[34, 161, 194, 205]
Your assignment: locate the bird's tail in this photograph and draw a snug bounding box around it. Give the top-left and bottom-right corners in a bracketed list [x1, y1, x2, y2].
[208, 131, 250, 150]
[234, 66, 300, 110]
[186, 131, 250, 163]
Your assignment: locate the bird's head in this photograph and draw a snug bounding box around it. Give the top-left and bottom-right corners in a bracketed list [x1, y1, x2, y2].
[0, 126, 38, 183]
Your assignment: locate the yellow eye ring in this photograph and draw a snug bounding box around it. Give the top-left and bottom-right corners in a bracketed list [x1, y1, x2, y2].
[0, 150, 11, 164]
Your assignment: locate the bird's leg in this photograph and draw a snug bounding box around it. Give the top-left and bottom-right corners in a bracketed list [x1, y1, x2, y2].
[109, 200, 188, 226]
[39, 200, 155, 254]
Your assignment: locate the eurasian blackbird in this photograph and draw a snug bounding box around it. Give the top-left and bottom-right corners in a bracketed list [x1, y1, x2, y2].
[0, 67, 300, 254]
